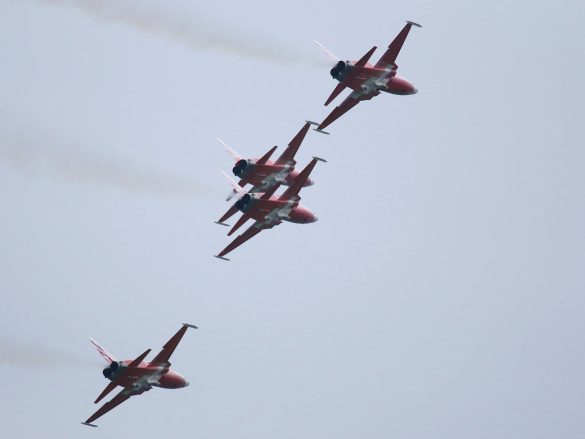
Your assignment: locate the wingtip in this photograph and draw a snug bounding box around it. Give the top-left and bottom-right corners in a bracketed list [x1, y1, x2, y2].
[215, 221, 230, 226]
[214, 255, 230, 261]
[407, 20, 422, 28]
[312, 156, 327, 163]
[182, 323, 198, 329]
[81, 422, 98, 428]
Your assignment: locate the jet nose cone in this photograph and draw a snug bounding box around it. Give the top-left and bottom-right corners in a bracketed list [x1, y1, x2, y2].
[312, 216, 318, 223]
[184, 379, 190, 387]
[412, 86, 418, 94]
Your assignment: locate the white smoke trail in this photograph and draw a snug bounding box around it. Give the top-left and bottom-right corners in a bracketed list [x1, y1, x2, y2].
[38, 0, 325, 67]
[0, 130, 205, 199]
[0, 339, 100, 368]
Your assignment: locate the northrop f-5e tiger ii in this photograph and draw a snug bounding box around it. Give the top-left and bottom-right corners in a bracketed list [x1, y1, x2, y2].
[313, 20, 422, 132]
[216, 122, 314, 226]
[215, 156, 326, 260]
[82, 324, 197, 427]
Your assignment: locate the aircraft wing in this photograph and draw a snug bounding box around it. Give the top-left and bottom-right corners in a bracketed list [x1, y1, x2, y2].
[374, 21, 421, 69]
[82, 386, 148, 427]
[274, 122, 311, 166]
[279, 156, 325, 201]
[216, 220, 280, 260]
[149, 324, 197, 367]
[317, 91, 375, 131]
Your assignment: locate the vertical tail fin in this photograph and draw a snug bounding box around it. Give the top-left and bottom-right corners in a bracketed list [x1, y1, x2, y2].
[217, 138, 242, 162]
[89, 338, 116, 363]
[313, 40, 340, 62]
[221, 171, 248, 197]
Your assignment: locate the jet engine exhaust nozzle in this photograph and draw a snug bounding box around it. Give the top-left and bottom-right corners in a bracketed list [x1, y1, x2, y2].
[330, 61, 346, 79]
[235, 193, 252, 211]
[233, 159, 248, 178]
[102, 361, 119, 380]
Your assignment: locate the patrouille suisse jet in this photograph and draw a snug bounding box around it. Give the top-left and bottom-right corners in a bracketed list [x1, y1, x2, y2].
[313, 20, 422, 132]
[215, 156, 326, 260]
[216, 122, 315, 226]
[82, 323, 197, 427]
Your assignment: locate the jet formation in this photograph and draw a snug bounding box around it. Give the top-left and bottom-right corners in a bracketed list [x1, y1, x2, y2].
[81, 20, 421, 427]
[214, 21, 421, 258]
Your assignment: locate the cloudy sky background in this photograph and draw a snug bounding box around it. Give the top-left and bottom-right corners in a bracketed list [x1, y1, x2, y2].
[1, 0, 584, 437]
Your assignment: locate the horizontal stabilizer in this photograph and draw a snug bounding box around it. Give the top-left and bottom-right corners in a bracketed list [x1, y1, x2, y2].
[355, 46, 377, 67]
[229, 214, 251, 236]
[257, 145, 277, 165]
[217, 203, 240, 225]
[128, 349, 151, 368]
[95, 381, 118, 404]
[324, 82, 348, 106]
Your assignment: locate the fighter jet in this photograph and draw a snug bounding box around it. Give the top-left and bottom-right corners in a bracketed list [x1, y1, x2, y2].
[82, 323, 197, 427]
[215, 156, 326, 260]
[216, 122, 314, 226]
[313, 21, 421, 132]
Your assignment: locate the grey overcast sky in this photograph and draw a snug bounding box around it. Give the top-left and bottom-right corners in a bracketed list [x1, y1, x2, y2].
[1, 0, 584, 438]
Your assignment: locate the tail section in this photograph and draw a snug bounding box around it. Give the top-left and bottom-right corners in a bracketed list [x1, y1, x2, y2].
[354, 46, 377, 67]
[228, 214, 251, 236]
[222, 171, 248, 197]
[217, 138, 242, 162]
[89, 338, 116, 364]
[221, 171, 265, 199]
[216, 204, 240, 225]
[313, 40, 339, 62]
[94, 381, 118, 404]
[324, 82, 348, 106]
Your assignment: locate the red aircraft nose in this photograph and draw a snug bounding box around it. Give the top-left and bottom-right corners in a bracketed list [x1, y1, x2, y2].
[384, 75, 418, 95]
[287, 206, 318, 223]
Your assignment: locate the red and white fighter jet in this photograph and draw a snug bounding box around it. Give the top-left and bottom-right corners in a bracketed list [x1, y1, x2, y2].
[313, 20, 422, 133]
[215, 156, 326, 260]
[216, 122, 314, 226]
[82, 323, 197, 427]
